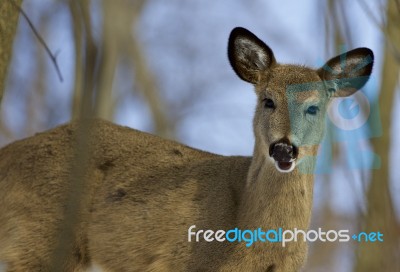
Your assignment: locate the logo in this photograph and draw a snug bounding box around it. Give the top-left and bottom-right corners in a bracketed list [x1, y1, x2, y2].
[285, 47, 381, 173]
[188, 225, 383, 247]
[328, 90, 371, 131]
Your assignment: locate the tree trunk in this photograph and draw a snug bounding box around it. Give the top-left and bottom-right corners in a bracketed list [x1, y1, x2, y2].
[355, 0, 400, 271]
[0, 0, 23, 105]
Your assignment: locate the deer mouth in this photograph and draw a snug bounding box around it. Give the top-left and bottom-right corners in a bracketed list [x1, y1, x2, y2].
[269, 141, 298, 173]
[274, 160, 296, 172]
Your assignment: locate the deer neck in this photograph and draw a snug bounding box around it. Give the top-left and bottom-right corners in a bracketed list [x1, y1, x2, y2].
[237, 139, 315, 231]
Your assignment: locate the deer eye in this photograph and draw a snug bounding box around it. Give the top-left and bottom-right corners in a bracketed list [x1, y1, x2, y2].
[263, 98, 275, 109]
[306, 105, 319, 115]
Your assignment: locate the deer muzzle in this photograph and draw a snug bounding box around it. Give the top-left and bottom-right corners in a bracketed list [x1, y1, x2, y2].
[269, 140, 298, 173]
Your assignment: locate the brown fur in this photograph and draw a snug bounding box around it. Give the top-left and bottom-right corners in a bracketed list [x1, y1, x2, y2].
[0, 27, 373, 271]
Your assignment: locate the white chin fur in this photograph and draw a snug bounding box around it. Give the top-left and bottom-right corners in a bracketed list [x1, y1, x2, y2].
[274, 160, 296, 173]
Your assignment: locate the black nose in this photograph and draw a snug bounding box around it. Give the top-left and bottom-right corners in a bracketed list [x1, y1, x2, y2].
[269, 139, 298, 162]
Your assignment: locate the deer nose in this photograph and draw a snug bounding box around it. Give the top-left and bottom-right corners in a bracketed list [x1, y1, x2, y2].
[269, 139, 299, 162]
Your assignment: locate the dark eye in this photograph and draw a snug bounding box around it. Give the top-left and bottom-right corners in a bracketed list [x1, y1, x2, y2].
[306, 105, 319, 115]
[263, 98, 275, 109]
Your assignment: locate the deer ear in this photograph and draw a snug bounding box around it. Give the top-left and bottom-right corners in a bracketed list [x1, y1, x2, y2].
[318, 48, 374, 97]
[228, 27, 275, 84]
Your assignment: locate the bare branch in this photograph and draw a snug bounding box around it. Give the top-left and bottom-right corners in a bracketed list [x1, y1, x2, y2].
[0, 0, 22, 106]
[357, 0, 400, 62]
[395, 0, 400, 14]
[49, 0, 98, 269]
[9, 0, 64, 82]
[69, 0, 84, 118]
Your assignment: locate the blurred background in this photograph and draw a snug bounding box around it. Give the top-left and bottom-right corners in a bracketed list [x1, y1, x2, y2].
[0, 0, 399, 271]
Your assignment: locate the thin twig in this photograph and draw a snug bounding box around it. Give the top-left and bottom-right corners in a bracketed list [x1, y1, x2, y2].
[337, 0, 353, 47]
[9, 0, 64, 82]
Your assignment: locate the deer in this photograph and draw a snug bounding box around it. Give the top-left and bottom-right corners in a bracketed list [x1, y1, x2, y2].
[0, 27, 373, 272]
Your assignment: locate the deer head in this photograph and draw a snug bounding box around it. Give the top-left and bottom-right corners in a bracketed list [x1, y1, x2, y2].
[228, 27, 373, 173]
